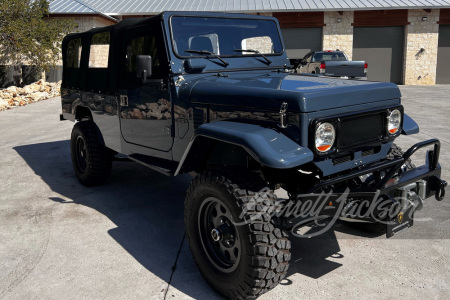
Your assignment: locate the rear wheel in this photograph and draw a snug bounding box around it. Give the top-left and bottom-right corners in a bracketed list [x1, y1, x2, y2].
[70, 121, 113, 186]
[185, 170, 291, 299]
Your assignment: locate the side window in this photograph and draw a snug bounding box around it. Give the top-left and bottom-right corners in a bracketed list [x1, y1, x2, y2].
[306, 54, 312, 63]
[312, 53, 323, 62]
[126, 35, 161, 78]
[89, 32, 110, 68]
[241, 36, 274, 54]
[66, 38, 82, 68]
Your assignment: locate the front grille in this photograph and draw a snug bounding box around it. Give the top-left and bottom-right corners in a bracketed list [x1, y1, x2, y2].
[333, 154, 353, 165]
[362, 149, 374, 156]
[337, 113, 385, 149]
[362, 146, 381, 157]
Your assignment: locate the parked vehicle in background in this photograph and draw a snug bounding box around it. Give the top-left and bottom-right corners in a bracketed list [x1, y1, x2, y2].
[295, 50, 367, 79]
[60, 12, 446, 300]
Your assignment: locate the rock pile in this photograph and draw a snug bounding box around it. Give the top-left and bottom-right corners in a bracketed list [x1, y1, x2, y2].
[0, 80, 61, 111]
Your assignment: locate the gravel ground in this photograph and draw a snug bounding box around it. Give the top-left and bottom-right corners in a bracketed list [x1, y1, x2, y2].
[0, 86, 449, 299]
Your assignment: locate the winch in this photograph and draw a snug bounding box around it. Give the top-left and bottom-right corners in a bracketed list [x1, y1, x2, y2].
[394, 180, 427, 212]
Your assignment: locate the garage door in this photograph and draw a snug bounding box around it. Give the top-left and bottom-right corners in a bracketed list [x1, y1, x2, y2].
[436, 25, 450, 84]
[281, 28, 322, 61]
[353, 26, 405, 84]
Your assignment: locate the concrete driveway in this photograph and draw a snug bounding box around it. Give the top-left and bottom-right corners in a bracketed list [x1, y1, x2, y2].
[1, 85, 449, 299]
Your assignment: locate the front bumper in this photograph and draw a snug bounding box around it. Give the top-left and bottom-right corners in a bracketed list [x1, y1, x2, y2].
[284, 139, 447, 237]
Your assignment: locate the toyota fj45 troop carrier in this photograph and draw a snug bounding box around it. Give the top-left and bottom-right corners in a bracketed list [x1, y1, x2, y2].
[61, 12, 447, 299]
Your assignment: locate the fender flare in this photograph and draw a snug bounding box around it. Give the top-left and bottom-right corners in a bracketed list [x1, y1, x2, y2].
[402, 113, 419, 135]
[175, 121, 314, 175]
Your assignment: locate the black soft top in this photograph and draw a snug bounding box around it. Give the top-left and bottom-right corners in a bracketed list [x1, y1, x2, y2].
[61, 13, 165, 94]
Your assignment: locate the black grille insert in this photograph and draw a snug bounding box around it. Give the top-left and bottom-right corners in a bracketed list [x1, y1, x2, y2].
[337, 113, 385, 149]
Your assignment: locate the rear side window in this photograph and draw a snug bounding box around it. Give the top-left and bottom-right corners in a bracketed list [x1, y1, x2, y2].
[89, 32, 110, 68]
[66, 38, 82, 68]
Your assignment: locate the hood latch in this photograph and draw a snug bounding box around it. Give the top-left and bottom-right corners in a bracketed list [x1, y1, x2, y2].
[279, 102, 288, 128]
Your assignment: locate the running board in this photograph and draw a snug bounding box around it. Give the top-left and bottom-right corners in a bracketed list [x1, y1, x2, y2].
[128, 154, 177, 177]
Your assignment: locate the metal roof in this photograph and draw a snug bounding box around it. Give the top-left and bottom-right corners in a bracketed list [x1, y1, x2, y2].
[49, 0, 117, 21]
[50, 0, 450, 16]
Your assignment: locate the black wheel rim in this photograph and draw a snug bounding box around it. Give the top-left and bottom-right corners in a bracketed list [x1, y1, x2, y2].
[198, 197, 241, 273]
[75, 135, 87, 172]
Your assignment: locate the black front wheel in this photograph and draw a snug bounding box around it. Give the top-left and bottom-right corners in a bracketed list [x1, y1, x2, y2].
[185, 170, 291, 299]
[386, 143, 415, 171]
[70, 121, 113, 186]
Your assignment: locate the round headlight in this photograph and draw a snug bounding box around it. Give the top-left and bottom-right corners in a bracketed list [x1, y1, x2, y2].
[315, 122, 335, 152]
[388, 109, 401, 134]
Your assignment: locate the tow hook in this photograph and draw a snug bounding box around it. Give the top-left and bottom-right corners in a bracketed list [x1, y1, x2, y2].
[431, 176, 447, 201]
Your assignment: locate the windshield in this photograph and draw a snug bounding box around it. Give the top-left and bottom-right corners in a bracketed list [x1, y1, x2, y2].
[313, 52, 347, 62]
[170, 16, 284, 57]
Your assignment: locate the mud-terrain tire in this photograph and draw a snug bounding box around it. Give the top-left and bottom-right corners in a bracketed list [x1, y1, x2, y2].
[185, 170, 291, 299]
[386, 143, 415, 171]
[70, 121, 113, 186]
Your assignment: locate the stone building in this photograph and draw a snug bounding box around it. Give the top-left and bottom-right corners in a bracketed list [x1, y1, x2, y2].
[48, 0, 450, 85]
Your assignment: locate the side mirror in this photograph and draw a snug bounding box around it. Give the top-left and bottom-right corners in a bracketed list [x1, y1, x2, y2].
[136, 55, 152, 84]
[184, 59, 206, 73]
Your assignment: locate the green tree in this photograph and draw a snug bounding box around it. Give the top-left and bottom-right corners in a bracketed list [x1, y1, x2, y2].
[0, 0, 76, 73]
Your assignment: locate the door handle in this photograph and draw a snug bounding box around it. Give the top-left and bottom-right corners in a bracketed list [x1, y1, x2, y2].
[163, 126, 171, 135]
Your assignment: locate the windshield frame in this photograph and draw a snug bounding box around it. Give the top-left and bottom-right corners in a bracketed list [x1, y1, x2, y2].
[169, 15, 285, 59]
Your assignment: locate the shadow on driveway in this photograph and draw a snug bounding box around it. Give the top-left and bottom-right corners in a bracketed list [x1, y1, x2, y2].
[14, 140, 385, 297]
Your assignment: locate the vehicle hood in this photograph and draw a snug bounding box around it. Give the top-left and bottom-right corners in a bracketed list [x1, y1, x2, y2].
[186, 72, 401, 113]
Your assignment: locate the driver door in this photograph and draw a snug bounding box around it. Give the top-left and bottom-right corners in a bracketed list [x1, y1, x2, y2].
[119, 27, 173, 152]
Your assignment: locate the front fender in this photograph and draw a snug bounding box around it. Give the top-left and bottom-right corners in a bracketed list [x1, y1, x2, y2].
[175, 121, 314, 175]
[402, 113, 419, 135]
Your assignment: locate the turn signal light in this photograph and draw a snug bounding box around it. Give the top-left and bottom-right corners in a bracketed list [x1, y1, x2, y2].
[317, 145, 332, 152]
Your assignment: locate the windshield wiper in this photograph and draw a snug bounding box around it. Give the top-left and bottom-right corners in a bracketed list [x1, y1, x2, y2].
[184, 50, 229, 67]
[234, 49, 272, 65]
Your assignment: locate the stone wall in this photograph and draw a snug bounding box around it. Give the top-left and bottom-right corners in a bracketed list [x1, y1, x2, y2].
[244, 36, 274, 54]
[89, 45, 110, 68]
[323, 11, 354, 60]
[73, 15, 116, 33]
[403, 9, 440, 85]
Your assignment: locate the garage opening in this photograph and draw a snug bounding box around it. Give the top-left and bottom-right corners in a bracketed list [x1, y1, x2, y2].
[273, 12, 324, 65]
[353, 26, 405, 84]
[281, 28, 322, 62]
[437, 25, 450, 84]
[352, 10, 407, 84]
